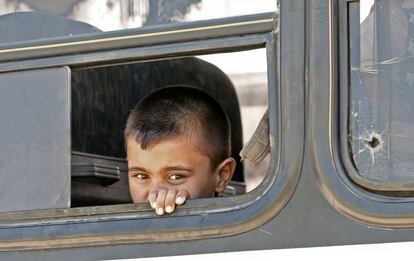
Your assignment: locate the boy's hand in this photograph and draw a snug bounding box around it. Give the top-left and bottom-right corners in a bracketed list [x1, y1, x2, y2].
[148, 189, 189, 215]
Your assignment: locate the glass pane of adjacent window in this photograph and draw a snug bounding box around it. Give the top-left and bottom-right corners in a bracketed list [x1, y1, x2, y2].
[349, 0, 414, 184]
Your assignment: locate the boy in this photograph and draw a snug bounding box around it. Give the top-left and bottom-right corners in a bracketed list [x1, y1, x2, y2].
[124, 86, 236, 215]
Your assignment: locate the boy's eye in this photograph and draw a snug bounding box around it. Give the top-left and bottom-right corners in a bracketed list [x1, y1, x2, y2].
[168, 174, 184, 180]
[136, 173, 149, 180]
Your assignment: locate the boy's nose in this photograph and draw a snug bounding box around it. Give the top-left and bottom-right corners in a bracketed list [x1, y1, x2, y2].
[150, 178, 169, 191]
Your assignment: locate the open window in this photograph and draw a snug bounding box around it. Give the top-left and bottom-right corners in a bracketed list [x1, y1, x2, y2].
[70, 50, 269, 207]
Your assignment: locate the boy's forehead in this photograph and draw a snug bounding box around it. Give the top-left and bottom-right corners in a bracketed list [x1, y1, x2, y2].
[126, 136, 212, 170]
[126, 134, 208, 155]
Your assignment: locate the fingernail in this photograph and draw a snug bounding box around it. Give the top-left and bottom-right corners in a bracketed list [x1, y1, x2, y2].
[175, 197, 184, 205]
[152, 202, 157, 209]
[165, 205, 172, 213]
[156, 208, 164, 215]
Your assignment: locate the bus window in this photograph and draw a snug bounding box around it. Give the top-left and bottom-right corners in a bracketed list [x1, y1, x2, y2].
[348, 0, 414, 191]
[71, 49, 269, 207]
[0, 6, 282, 251]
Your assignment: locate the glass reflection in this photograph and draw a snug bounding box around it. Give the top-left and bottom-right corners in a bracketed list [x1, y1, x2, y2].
[0, 0, 31, 15]
[1, 0, 276, 34]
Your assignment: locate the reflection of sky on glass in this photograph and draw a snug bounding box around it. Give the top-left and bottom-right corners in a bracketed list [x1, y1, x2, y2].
[0, 0, 31, 15]
[186, 0, 276, 21]
[68, 0, 276, 32]
[360, 0, 374, 23]
[69, 0, 148, 31]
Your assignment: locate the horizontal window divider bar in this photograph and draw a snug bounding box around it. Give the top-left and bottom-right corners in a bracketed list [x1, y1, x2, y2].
[0, 12, 276, 64]
[0, 33, 272, 73]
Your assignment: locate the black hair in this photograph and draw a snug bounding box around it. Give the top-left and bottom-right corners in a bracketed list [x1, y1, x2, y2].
[124, 85, 231, 169]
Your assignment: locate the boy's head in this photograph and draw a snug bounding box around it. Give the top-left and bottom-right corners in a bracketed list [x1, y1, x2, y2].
[125, 86, 235, 211]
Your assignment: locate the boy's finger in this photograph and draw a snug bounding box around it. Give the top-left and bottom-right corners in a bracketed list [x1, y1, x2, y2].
[155, 189, 168, 216]
[147, 190, 158, 209]
[175, 190, 189, 205]
[165, 189, 178, 213]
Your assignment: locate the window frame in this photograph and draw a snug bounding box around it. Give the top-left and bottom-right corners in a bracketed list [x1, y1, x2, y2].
[310, 0, 414, 229]
[0, 10, 305, 251]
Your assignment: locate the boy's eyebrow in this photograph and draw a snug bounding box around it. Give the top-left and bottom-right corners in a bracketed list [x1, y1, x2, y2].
[127, 166, 194, 172]
[128, 166, 148, 172]
[162, 166, 194, 172]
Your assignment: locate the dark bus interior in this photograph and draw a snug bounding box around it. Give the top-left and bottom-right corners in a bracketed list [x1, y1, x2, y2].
[70, 57, 246, 207]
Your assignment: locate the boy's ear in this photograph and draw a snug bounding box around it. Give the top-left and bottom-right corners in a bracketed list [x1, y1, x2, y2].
[214, 157, 236, 193]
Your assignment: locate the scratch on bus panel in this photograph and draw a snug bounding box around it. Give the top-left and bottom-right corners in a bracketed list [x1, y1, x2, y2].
[199, 215, 207, 224]
[351, 55, 414, 74]
[259, 229, 273, 236]
[367, 225, 393, 231]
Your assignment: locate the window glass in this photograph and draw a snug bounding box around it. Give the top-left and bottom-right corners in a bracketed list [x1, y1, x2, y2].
[0, 68, 70, 213]
[349, 0, 414, 184]
[71, 49, 269, 208]
[0, 0, 276, 41]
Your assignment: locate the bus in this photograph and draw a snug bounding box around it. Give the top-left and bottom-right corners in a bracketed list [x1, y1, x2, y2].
[1, 0, 414, 259]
